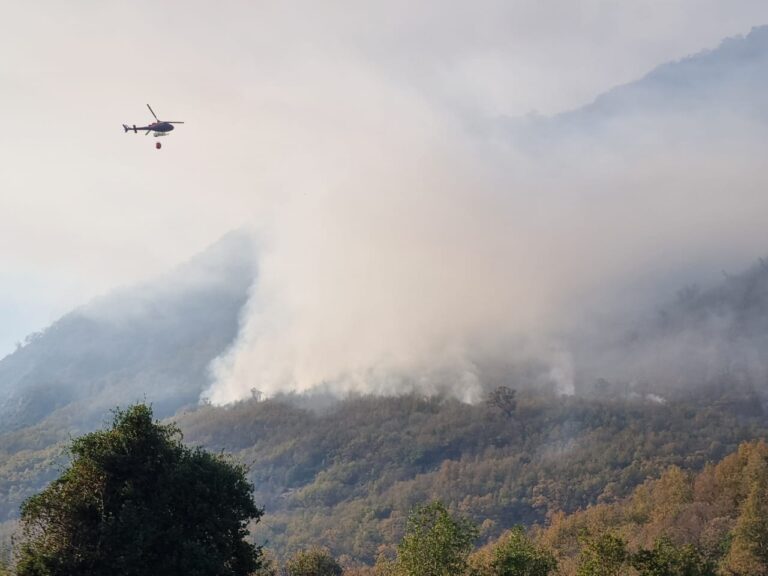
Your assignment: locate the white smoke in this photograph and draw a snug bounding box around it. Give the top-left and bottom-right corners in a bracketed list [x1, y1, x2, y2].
[203, 26, 768, 405]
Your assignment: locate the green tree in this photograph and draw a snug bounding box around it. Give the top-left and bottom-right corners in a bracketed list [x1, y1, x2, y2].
[631, 537, 715, 576]
[396, 501, 478, 576]
[576, 532, 629, 576]
[285, 547, 343, 576]
[15, 404, 262, 576]
[490, 526, 557, 576]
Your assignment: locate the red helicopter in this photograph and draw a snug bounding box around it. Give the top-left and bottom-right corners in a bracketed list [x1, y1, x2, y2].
[123, 104, 184, 149]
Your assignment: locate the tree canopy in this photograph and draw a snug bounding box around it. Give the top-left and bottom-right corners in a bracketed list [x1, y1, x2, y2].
[631, 537, 715, 576]
[490, 526, 557, 576]
[395, 501, 478, 576]
[15, 404, 262, 576]
[575, 533, 628, 576]
[285, 547, 343, 576]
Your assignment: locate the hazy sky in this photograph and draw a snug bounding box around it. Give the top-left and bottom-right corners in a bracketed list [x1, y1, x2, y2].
[2, 0, 768, 362]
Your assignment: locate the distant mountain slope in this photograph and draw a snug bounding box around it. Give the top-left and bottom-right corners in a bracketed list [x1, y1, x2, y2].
[565, 25, 768, 121]
[502, 25, 768, 144]
[0, 231, 256, 434]
[577, 259, 768, 401]
[655, 259, 768, 340]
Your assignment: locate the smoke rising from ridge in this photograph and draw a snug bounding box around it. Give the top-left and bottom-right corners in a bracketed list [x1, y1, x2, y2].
[204, 26, 768, 404]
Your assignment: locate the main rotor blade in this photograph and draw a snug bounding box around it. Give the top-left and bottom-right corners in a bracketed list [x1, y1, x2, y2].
[145, 129, 151, 136]
[146, 104, 159, 121]
[166, 121, 184, 124]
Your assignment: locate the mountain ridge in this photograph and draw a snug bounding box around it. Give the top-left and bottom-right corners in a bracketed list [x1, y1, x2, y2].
[0, 230, 256, 433]
[499, 24, 768, 146]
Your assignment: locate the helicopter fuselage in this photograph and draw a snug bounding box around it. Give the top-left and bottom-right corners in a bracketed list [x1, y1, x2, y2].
[135, 122, 175, 133]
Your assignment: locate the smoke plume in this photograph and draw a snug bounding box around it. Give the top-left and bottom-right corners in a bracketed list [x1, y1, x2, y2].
[204, 27, 768, 404]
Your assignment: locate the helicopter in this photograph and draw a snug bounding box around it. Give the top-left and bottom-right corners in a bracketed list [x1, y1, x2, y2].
[123, 104, 184, 148]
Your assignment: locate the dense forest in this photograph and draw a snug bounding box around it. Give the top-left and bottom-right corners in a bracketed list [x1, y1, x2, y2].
[174, 388, 767, 564]
[4, 422, 766, 575]
[333, 439, 768, 575]
[6, 384, 758, 567]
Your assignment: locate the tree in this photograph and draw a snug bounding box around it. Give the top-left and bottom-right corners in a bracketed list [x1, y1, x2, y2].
[631, 538, 715, 576]
[396, 501, 478, 576]
[721, 472, 768, 575]
[285, 547, 343, 576]
[576, 532, 628, 576]
[490, 526, 557, 576]
[15, 404, 263, 576]
[487, 387, 517, 418]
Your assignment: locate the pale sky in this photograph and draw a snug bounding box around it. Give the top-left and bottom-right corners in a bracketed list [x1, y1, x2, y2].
[2, 0, 768, 358]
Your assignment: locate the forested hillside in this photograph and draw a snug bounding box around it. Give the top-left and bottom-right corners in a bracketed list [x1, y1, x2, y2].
[169, 386, 765, 563]
[531, 440, 768, 575]
[351, 440, 768, 575]
[4, 405, 766, 575]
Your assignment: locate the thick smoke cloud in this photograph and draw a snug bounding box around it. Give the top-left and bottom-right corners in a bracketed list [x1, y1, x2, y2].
[208, 66, 549, 402]
[205, 25, 768, 403]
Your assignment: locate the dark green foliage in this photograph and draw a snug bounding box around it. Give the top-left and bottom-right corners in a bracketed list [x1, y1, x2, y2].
[14, 404, 262, 576]
[631, 538, 715, 576]
[285, 547, 343, 576]
[396, 501, 478, 576]
[490, 526, 556, 576]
